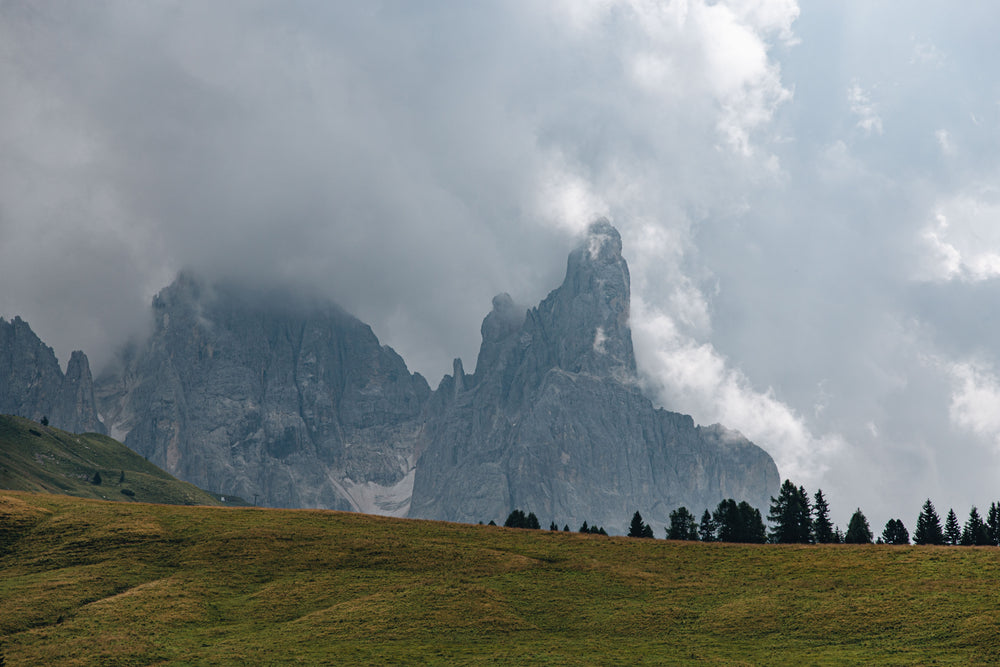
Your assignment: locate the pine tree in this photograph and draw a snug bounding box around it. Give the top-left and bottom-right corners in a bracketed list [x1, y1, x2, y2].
[961, 506, 990, 546]
[740, 502, 767, 544]
[563, 524, 570, 532]
[713, 499, 766, 543]
[698, 509, 716, 542]
[812, 489, 835, 544]
[549, 521, 558, 531]
[834, 526, 844, 543]
[504, 509, 526, 528]
[667, 507, 699, 541]
[914, 499, 944, 545]
[91, 471, 102, 486]
[714, 499, 740, 543]
[987, 502, 1000, 546]
[628, 511, 652, 538]
[881, 518, 910, 545]
[844, 509, 872, 544]
[504, 509, 540, 529]
[579, 521, 589, 533]
[944, 509, 961, 545]
[767, 479, 812, 543]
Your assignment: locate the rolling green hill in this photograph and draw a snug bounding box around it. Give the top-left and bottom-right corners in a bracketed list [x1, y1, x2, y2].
[2, 491, 999, 665]
[0, 415, 239, 507]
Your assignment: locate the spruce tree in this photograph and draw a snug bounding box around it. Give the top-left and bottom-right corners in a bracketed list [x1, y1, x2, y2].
[812, 489, 835, 544]
[961, 506, 990, 546]
[987, 502, 1000, 546]
[914, 499, 944, 545]
[667, 507, 699, 541]
[713, 499, 765, 543]
[844, 509, 873, 544]
[579, 521, 589, 533]
[944, 509, 961, 545]
[526, 512, 540, 530]
[628, 511, 652, 538]
[549, 521, 558, 531]
[740, 502, 767, 544]
[713, 499, 740, 543]
[504, 509, 526, 528]
[881, 518, 910, 545]
[767, 479, 812, 543]
[698, 509, 717, 542]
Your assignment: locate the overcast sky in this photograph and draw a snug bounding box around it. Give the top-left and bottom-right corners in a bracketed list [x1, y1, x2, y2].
[5, 0, 1000, 530]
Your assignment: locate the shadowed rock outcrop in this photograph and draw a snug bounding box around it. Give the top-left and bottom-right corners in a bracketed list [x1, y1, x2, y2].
[0, 317, 106, 434]
[95, 275, 429, 512]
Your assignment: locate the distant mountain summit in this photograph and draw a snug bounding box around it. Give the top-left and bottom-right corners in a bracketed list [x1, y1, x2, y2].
[0, 316, 106, 435]
[95, 273, 429, 512]
[409, 220, 778, 530]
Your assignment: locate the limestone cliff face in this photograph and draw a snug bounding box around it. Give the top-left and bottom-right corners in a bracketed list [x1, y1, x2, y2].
[95, 275, 430, 512]
[409, 220, 779, 532]
[0, 317, 106, 434]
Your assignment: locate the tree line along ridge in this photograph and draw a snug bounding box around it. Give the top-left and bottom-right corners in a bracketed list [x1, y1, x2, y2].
[499, 479, 1000, 546]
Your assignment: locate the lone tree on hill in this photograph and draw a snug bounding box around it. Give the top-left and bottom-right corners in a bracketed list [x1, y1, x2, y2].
[768, 480, 813, 544]
[91, 471, 102, 486]
[628, 511, 654, 538]
[881, 519, 910, 545]
[914, 499, 944, 545]
[666, 507, 699, 541]
[944, 509, 962, 546]
[844, 509, 872, 544]
[812, 490, 836, 544]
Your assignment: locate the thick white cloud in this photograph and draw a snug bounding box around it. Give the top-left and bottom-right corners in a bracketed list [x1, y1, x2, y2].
[948, 361, 1000, 445]
[919, 187, 1000, 283]
[632, 295, 844, 489]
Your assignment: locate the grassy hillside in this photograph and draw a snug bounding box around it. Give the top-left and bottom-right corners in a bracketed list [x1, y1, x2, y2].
[2, 492, 999, 665]
[0, 415, 237, 507]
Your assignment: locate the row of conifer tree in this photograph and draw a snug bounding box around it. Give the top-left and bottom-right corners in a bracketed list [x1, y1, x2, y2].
[500, 479, 1000, 545]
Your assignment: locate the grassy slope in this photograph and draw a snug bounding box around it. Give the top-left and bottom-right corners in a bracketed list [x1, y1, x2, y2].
[1, 492, 999, 665]
[0, 415, 233, 507]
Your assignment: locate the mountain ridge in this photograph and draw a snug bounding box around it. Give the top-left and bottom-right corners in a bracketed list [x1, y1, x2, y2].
[2, 220, 779, 528]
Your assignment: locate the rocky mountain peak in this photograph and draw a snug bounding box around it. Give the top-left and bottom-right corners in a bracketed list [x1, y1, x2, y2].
[410, 218, 778, 529]
[533, 218, 635, 378]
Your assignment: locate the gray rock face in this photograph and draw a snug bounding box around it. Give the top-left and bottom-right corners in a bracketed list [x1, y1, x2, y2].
[0, 317, 106, 434]
[95, 274, 430, 511]
[409, 219, 779, 532]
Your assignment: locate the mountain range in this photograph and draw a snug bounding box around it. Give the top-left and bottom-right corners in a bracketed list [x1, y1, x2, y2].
[1, 220, 779, 531]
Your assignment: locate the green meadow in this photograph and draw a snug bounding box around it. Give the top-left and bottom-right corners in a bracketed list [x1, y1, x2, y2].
[2, 490, 1000, 665]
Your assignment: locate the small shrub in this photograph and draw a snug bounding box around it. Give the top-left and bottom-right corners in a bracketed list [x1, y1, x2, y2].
[120, 489, 135, 497]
